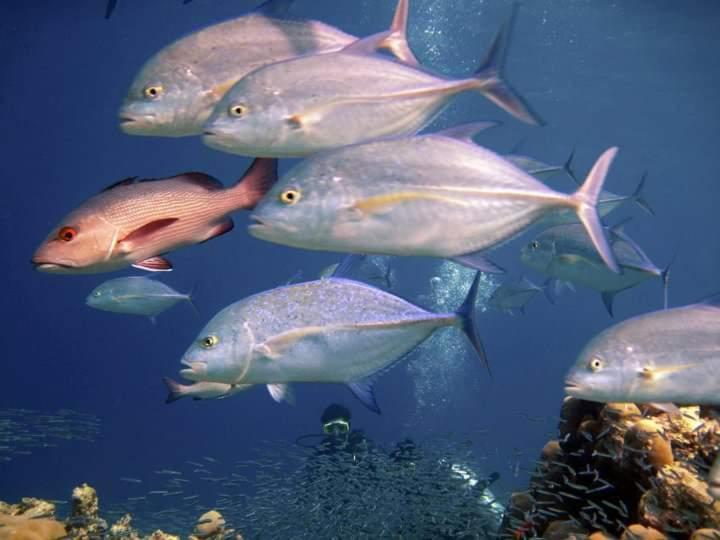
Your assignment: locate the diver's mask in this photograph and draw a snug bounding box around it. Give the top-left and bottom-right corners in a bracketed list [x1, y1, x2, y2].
[322, 418, 350, 438]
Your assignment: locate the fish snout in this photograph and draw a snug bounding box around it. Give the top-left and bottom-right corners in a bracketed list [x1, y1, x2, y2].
[180, 359, 207, 382]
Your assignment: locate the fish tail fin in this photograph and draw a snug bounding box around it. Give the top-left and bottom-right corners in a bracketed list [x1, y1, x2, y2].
[343, 0, 418, 65]
[661, 250, 676, 310]
[231, 158, 278, 210]
[471, 5, 543, 125]
[631, 171, 655, 216]
[456, 272, 491, 376]
[185, 283, 200, 315]
[163, 377, 185, 404]
[570, 147, 620, 273]
[563, 146, 580, 184]
[380, 0, 419, 65]
[540, 278, 556, 305]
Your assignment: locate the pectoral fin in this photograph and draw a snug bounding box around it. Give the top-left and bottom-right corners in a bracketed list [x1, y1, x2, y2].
[119, 218, 179, 249]
[132, 256, 173, 272]
[254, 326, 329, 360]
[267, 384, 296, 405]
[210, 78, 242, 100]
[638, 364, 696, 380]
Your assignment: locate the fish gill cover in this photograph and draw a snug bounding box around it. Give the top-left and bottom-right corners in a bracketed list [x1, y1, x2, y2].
[1, 0, 720, 539]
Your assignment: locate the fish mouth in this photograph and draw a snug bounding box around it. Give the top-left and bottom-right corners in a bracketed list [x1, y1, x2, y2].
[118, 112, 158, 133]
[563, 380, 584, 397]
[31, 258, 74, 273]
[180, 359, 207, 381]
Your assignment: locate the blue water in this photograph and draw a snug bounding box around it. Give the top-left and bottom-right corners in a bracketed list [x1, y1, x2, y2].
[2, 0, 719, 535]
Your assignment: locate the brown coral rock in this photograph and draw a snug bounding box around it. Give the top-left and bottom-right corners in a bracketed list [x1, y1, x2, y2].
[691, 529, 720, 540]
[543, 519, 588, 539]
[0, 514, 66, 540]
[589, 533, 617, 540]
[624, 419, 673, 469]
[620, 524, 667, 540]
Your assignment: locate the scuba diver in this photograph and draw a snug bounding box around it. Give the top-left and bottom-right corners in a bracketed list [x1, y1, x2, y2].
[316, 403, 372, 460]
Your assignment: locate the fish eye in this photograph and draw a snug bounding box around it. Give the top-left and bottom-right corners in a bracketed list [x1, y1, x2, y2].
[143, 85, 163, 99]
[58, 226, 77, 242]
[530, 240, 540, 250]
[93, 291, 101, 297]
[279, 188, 301, 205]
[200, 335, 219, 349]
[228, 104, 247, 117]
[589, 357, 604, 372]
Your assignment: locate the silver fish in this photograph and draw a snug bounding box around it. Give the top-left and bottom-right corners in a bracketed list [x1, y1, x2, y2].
[178, 272, 487, 413]
[162, 377, 293, 405]
[86, 276, 194, 322]
[520, 221, 669, 316]
[488, 277, 550, 315]
[565, 294, 720, 405]
[202, 9, 541, 157]
[249, 124, 620, 274]
[120, 0, 415, 137]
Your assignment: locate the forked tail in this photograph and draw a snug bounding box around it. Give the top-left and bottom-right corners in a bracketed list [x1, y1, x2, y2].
[571, 147, 620, 273]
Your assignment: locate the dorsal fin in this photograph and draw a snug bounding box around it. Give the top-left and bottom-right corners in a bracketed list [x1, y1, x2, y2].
[101, 176, 138, 192]
[435, 122, 498, 144]
[253, 0, 294, 17]
[175, 172, 224, 191]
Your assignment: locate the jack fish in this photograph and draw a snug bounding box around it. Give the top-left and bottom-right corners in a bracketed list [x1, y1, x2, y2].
[565, 294, 720, 405]
[32, 158, 277, 274]
[86, 276, 194, 322]
[520, 221, 669, 316]
[202, 9, 541, 158]
[120, 0, 415, 137]
[249, 124, 620, 274]
[178, 272, 487, 414]
[488, 277, 550, 315]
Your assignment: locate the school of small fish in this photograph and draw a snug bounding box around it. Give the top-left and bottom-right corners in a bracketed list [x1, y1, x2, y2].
[29, 0, 720, 534]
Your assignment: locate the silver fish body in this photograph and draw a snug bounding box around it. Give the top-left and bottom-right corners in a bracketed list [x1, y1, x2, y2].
[86, 276, 191, 318]
[249, 130, 619, 273]
[521, 223, 667, 315]
[203, 13, 540, 157]
[120, 6, 357, 136]
[565, 295, 720, 404]
[179, 276, 484, 389]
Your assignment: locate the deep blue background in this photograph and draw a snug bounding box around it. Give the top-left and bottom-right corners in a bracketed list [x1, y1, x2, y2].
[1, 0, 719, 529]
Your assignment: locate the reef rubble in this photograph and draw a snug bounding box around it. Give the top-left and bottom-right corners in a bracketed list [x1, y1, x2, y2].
[500, 398, 720, 539]
[0, 483, 238, 540]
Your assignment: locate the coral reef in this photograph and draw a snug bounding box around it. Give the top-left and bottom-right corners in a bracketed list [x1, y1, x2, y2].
[0, 485, 237, 540]
[500, 398, 720, 539]
[190, 510, 226, 540]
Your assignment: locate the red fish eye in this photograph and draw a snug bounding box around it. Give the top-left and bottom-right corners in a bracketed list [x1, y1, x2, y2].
[58, 226, 77, 242]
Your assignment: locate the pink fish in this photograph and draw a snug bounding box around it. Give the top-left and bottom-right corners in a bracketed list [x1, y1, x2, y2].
[32, 158, 276, 274]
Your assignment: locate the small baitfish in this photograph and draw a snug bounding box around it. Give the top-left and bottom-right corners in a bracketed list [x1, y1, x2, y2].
[178, 271, 487, 413]
[565, 294, 720, 406]
[162, 377, 293, 405]
[249, 123, 620, 274]
[32, 158, 276, 274]
[202, 8, 541, 158]
[120, 0, 415, 137]
[520, 221, 669, 316]
[86, 276, 194, 322]
[488, 277, 551, 315]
